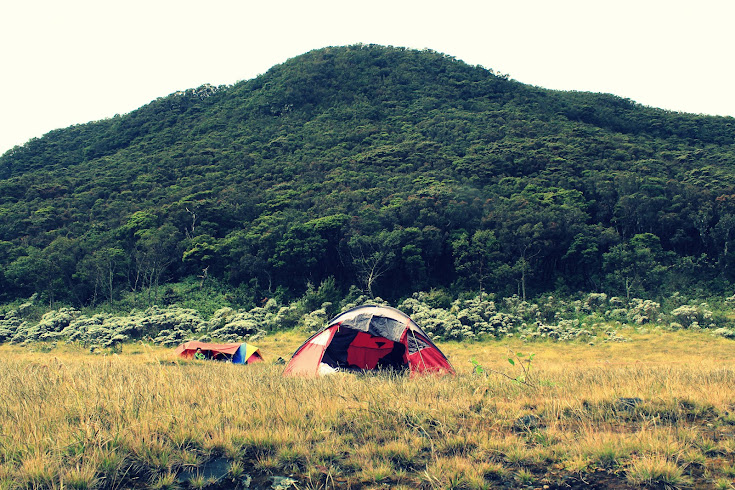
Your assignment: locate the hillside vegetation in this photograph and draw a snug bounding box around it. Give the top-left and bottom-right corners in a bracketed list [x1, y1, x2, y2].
[2, 44, 735, 309]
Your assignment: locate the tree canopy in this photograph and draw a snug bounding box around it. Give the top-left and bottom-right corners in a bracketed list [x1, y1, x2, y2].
[1, 44, 735, 306]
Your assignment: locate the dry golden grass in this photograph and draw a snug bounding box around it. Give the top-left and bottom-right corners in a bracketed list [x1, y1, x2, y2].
[1, 328, 735, 488]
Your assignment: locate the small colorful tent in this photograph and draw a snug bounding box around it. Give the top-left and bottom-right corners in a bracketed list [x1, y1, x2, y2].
[175, 341, 263, 364]
[283, 305, 454, 376]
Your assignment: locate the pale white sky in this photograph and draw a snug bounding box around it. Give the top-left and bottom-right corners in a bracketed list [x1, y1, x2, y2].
[2, 0, 734, 155]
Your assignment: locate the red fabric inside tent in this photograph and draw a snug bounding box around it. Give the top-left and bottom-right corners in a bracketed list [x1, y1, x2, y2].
[345, 331, 396, 369]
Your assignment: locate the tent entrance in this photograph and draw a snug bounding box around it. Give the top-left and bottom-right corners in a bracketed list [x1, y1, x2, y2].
[324, 328, 407, 372]
[198, 349, 233, 362]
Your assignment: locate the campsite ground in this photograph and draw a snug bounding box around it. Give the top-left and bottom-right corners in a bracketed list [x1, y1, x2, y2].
[2, 329, 735, 489]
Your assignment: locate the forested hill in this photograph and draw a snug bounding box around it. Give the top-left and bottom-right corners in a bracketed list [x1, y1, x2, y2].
[2, 44, 735, 307]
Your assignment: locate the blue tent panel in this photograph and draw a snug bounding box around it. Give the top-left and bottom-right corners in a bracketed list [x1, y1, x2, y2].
[232, 344, 247, 364]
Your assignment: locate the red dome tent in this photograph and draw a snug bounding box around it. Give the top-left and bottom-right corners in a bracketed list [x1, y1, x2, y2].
[283, 305, 454, 376]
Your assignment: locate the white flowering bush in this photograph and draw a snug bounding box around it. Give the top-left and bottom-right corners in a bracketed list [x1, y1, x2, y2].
[503, 295, 541, 322]
[207, 307, 236, 330]
[64, 314, 124, 345]
[139, 306, 205, 336]
[713, 327, 735, 339]
[0, 303, 273, 348]
[453, 294, 522, 337]
[300, 306, 329, 333]
[400, 295, 462, 339]
[340, 294, 389, 313]
[208, 308, 266, 342]
[607, 308, 629, 321]
[528, 319, 593, 341]
[536, 295, 564, 322]
[626, 299, 661, 324]
[62, 314, 135, 349]
[0, 310, 27, 343]
[585, 293, 608, 309]
[670, 304, 714, 329]
[2, 289, 734, 347]
[397, 292, 524, 340]
[153, 328, 192, 347]
[398, 291, 725, 341]
[9, 308, 81, 343]
[398, 292, 657, 341]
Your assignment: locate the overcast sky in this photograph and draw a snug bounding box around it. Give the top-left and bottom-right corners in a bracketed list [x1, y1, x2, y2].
[2, 0, 734, 155]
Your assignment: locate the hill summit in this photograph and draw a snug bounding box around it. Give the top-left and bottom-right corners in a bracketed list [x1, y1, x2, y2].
[1, 44, 735, 306]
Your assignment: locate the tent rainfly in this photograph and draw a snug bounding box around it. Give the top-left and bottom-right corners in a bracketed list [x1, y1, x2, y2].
[175, 341, 263, 364]
[283, 305, 454, 376]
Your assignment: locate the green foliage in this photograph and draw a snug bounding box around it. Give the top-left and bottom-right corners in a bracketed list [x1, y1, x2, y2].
[470, 350, 537, 387]
[1, 44, 735, 306]
[1, 286, 734, 347]
[470, 357, 482, 374]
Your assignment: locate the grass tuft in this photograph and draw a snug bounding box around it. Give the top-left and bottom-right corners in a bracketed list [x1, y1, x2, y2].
[61, 464, 99, 489]
[149, 471, 180, 490]
[625, 455, 692, 487]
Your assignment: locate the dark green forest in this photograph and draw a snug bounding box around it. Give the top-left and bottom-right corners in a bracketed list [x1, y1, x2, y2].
[2, 44, 735, 309]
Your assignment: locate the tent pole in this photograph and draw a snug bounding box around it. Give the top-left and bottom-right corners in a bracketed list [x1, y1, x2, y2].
[410, 328, 427, 371]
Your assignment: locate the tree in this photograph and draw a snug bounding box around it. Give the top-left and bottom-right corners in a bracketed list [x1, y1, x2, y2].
[562, 226, 618, 291]
[491, 187, 588, 299]
[75, 247, 127, 305]
[603, 233, 671, 298]
[5, 249, 52, 302]
[131, 223, 182, 305]
[271, 223, 328, 288]
[452, 229, 500, 293]
[710, 194, 735, 280]
[182, 234, 218, 276]
[347, 231, 399, 298]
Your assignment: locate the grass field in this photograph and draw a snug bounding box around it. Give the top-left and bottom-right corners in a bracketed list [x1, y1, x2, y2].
[1, 329, 735, 489]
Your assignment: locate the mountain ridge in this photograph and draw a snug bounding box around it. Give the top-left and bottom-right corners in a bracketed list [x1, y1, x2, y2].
[5, 44, 732, 176]
[1, 44, 735, 305]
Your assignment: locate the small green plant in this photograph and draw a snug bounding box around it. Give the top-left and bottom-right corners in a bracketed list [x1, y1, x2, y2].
[507, 351, 535, 385]
[470, 350, 536, 387]
[470, 357, 484, 375]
